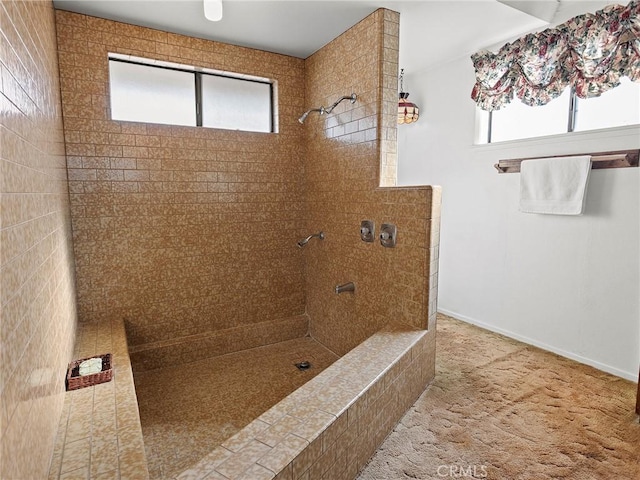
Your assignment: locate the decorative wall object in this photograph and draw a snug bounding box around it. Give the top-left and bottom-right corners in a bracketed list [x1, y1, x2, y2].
[398, 68, 420, 124]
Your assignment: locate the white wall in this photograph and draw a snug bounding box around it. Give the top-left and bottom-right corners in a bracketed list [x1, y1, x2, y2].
[398, 57, 640, 380]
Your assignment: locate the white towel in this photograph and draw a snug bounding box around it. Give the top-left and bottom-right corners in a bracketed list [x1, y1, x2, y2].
[519, 156, 592, 215]
[79, 357, 103, 376]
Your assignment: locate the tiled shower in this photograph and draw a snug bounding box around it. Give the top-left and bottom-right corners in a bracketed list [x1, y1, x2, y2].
[0, 2, 440, 479]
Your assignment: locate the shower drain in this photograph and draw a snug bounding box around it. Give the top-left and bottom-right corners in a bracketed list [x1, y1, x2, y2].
[295, 361, 311, 371]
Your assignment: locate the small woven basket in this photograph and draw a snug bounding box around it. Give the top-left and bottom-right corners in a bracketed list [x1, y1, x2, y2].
[66, 353, 113, 391]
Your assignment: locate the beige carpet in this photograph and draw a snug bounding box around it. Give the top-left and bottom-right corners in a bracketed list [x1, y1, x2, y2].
[358, 314, 640, 480]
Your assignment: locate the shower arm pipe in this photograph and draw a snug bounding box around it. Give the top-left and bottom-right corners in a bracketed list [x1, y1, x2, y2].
[297, 231, 325, 248]
[324, 93, 357, 115]
[298, 93, 357, 123]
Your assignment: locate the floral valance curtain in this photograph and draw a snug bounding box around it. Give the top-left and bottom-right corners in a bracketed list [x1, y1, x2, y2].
[471, 0, 640, 111]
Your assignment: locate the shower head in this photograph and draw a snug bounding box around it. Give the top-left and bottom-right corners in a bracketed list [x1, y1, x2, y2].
[298, 111, 310, 124]
[297, 236, 311, 247]
[298, 107, 324, 124]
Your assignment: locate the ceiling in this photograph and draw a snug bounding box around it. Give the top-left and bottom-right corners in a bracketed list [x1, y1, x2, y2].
[52, 1, 618, 73]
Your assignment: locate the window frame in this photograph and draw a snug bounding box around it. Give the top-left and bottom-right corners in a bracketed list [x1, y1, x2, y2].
[108, 56, 275, 133]
[483, 84, 638, 144]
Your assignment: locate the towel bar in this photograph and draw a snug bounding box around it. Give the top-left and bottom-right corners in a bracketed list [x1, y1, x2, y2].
[494, 149, 639, 174]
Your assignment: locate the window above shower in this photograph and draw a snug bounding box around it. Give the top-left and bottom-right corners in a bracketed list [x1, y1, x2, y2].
[108, 54, 275, 133]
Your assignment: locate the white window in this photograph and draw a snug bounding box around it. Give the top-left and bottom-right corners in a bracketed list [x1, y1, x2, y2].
[108, 56, 274, 133]
[109, 60, 196, 127]
[201, 75, 272, 132]
[573, 78, 640, 132]
[476, 78, 640, 143]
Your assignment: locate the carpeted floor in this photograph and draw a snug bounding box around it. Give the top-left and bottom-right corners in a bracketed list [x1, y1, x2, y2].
[358, 314, 640, 480]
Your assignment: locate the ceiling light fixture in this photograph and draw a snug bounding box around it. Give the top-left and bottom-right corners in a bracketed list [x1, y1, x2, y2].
[204, 0, 223, 22]
[398, 69, 419, 125]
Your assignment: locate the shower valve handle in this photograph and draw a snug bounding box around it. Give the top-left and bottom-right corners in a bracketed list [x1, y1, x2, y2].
[379, 223, 397, 248]
[360, 220, 375, 243]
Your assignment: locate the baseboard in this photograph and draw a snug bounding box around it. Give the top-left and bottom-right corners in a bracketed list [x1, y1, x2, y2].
[438, 308, 637, 382]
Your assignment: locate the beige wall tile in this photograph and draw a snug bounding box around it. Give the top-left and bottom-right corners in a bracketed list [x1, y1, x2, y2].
[303, 10, 438, 355]
[0, 1, 78, 479]
[215, 440, 272, 479]
[55, 7, 439, 364]
[55, 9, 307, 349]
[130, 316, 308, 373]
[257, 433, 308, 473]
[33, 6, 439, 480]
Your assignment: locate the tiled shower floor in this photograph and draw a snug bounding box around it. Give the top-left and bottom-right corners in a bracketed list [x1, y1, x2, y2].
[133, 337, 339, 479]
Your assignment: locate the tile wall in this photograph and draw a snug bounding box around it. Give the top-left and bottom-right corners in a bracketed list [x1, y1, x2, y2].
[303, 10, 441, 355]
[1, 4, 440, 479]
[54, 10, 308, 348]
[0, 1, 78, 478]
[55, 8, 440, 360]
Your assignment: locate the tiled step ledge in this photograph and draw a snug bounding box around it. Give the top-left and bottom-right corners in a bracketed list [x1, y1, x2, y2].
[176, 322, 435, 480]
[129, 315, 309, 374]
[48, 318, 149, 480]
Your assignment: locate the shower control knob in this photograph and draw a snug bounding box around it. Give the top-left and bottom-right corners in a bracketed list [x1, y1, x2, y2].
[379, 223, 397, 248]
[360, 220, 375, 243]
